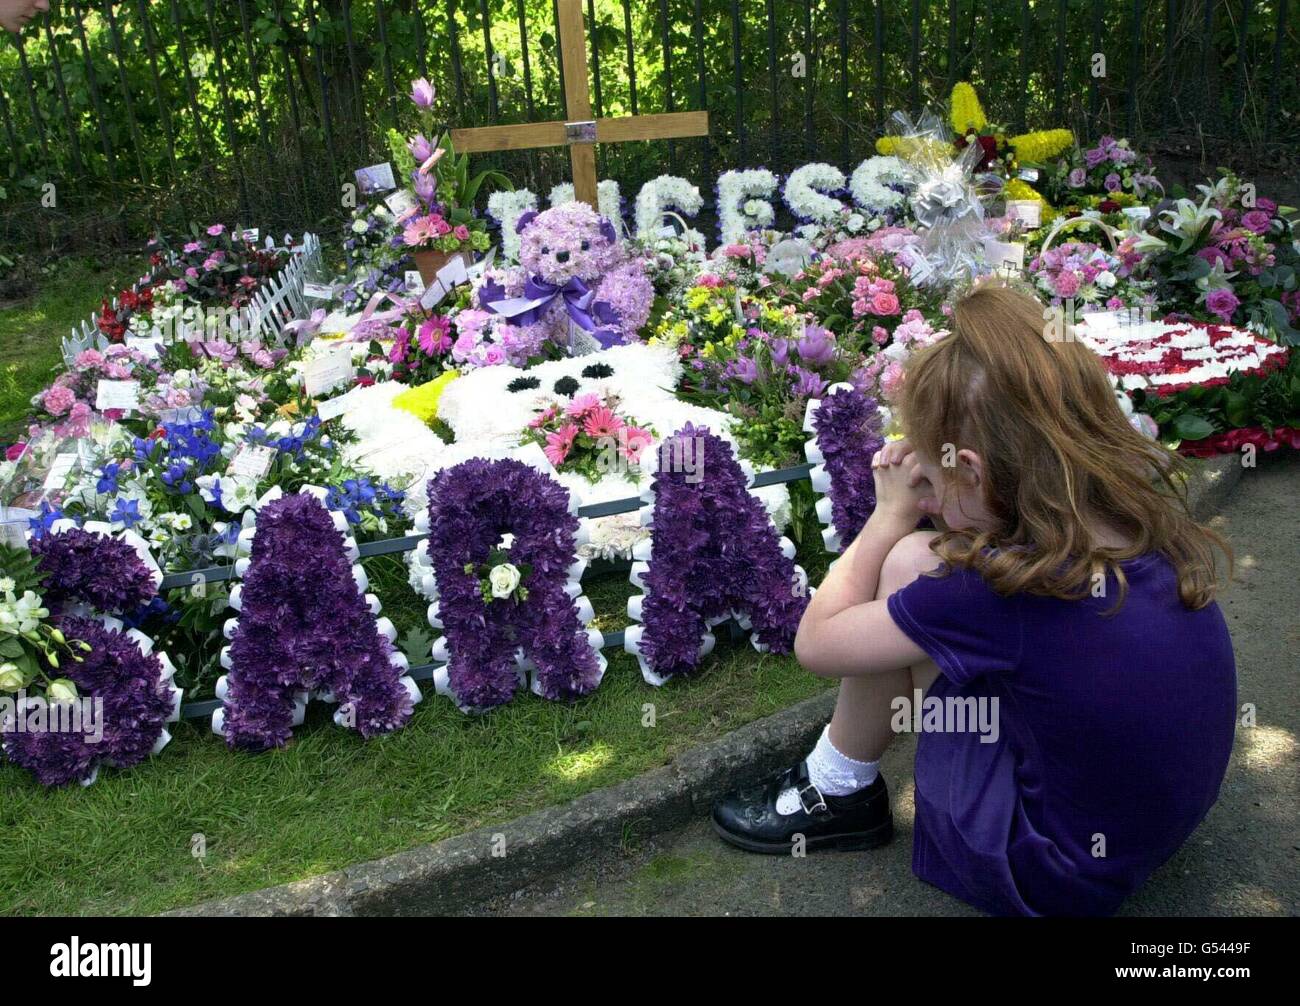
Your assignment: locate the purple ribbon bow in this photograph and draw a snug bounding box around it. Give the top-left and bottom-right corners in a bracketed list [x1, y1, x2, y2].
[481, 275, 622, 348]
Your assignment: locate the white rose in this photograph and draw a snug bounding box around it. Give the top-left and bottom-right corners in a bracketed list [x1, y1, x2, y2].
[488, 563, 521, 599]
[48, 678, 79, 704]
[0, 663, 24, 691]
[846, 213, 865, 233]
[1096, 270, 1117, 289]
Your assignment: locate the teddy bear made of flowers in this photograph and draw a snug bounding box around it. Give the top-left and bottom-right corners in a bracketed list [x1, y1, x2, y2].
[473, 200, 655, 355]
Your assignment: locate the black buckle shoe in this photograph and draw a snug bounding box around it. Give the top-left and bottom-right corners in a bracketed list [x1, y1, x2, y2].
[711, 760, 893, 855]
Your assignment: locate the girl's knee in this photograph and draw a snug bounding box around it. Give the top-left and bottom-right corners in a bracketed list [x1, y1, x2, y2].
[878, 530, 942, 596]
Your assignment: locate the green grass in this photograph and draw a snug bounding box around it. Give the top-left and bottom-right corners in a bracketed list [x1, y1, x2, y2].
[0, 256, 147, 444]
[0, 631, 830, 915]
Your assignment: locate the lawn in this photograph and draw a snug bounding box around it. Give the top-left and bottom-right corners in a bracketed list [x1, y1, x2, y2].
[0, 256, 148, 445]
[0, 268, 833, 916]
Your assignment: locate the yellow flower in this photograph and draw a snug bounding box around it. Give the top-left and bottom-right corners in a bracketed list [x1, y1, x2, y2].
[685, 287, 712, 311]
[277, 400, 300, 419]
[950, 82, 987, 135]
[393, 370, 459, 425]
[1009, 128, 1075, 164]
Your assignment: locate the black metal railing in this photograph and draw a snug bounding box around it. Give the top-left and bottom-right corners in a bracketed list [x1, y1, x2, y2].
[1, 1, 1296, 249]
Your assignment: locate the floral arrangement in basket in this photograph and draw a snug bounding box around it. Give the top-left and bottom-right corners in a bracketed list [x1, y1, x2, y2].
[1027, 237, 1155, 313]
[388, 77, 505, 281]
[520, 391, 655, 482]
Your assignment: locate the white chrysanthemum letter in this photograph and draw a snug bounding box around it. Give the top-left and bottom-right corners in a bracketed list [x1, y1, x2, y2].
[850, 156, 909, 214]
[548, 180, 624, 233]
[635, 175, 704, 241]
[784, 163, 848, 224]
[716, 169, 779, 244]
[486, 189, 539, 262]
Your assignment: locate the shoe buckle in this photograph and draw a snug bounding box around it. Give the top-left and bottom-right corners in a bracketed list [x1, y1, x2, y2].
[797, 782, 828, 815]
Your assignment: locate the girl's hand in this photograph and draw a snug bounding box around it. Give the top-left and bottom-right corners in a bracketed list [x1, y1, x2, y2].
[870, 439, 936, 535]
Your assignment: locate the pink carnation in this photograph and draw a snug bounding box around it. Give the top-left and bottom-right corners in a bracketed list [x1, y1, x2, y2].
[42, 386, 76, 417]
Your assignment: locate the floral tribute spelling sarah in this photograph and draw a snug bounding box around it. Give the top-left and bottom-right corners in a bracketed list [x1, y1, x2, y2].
[420, 458, 605, 712]
[213, 489, 419, 751]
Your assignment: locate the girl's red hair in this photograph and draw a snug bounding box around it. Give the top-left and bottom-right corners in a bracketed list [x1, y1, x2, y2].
[898, 281, 1230, 609]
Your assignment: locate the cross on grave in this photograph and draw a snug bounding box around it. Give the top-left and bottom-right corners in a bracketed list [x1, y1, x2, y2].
[450, 0, 709, 210]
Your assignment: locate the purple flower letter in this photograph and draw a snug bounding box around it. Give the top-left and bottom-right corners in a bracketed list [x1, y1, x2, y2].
[424, 458, 602, 710]
[809, 385, 885, 548]
[220, 493, 414, 751]
[2, 617, 176, 787]
[629, 424, 808, 681]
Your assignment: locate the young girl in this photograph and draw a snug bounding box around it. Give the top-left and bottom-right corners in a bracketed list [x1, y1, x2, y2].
[712, 282, 1237, 917]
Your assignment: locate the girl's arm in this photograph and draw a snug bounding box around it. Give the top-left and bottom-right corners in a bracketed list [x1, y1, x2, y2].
[793, 443, 935, 679]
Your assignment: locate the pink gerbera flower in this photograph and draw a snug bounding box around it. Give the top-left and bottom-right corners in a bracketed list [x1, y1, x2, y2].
[565, 392, 601, 418]
[529, 405, 559, 429]
[621, 425, 654, 461]
[403, 215, 437, 248]
[582, 406, 625, 439]
[544, 424, 579, 467]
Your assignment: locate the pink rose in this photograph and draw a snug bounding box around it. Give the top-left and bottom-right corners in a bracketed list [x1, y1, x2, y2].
[872, 325, 890, 346]
[5, 442, 27, 462]
[453, 224, 471, 241]
[870, 292, 901, 316]
[207, 224, 226, 236]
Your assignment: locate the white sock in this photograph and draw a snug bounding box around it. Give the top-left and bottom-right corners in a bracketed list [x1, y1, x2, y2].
[775, 726, 880, 814]
[807, 725, 880, 795]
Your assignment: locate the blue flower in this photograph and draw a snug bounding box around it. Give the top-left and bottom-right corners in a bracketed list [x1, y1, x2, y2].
[27, 501, 66, 540]
[110, 497, 143, 529]
[96, 463, 122, 495]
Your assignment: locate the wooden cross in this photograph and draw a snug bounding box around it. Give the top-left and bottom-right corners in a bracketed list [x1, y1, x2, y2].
[450, 0, 708, 210]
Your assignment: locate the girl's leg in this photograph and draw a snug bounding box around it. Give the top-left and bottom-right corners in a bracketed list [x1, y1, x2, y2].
[826, 530, 941, 763]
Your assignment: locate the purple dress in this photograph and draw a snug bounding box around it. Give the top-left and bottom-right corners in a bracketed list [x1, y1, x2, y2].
[887, 553, 1236, 916]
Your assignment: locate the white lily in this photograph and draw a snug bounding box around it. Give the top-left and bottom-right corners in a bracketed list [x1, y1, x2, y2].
[1158, 197, 1222, 253]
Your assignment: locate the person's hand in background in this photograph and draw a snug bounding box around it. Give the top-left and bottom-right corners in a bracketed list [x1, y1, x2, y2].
[0, 0, 49, 35]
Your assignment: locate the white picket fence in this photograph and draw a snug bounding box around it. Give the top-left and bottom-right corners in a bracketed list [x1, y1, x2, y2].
[61, 233, 323, 365]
